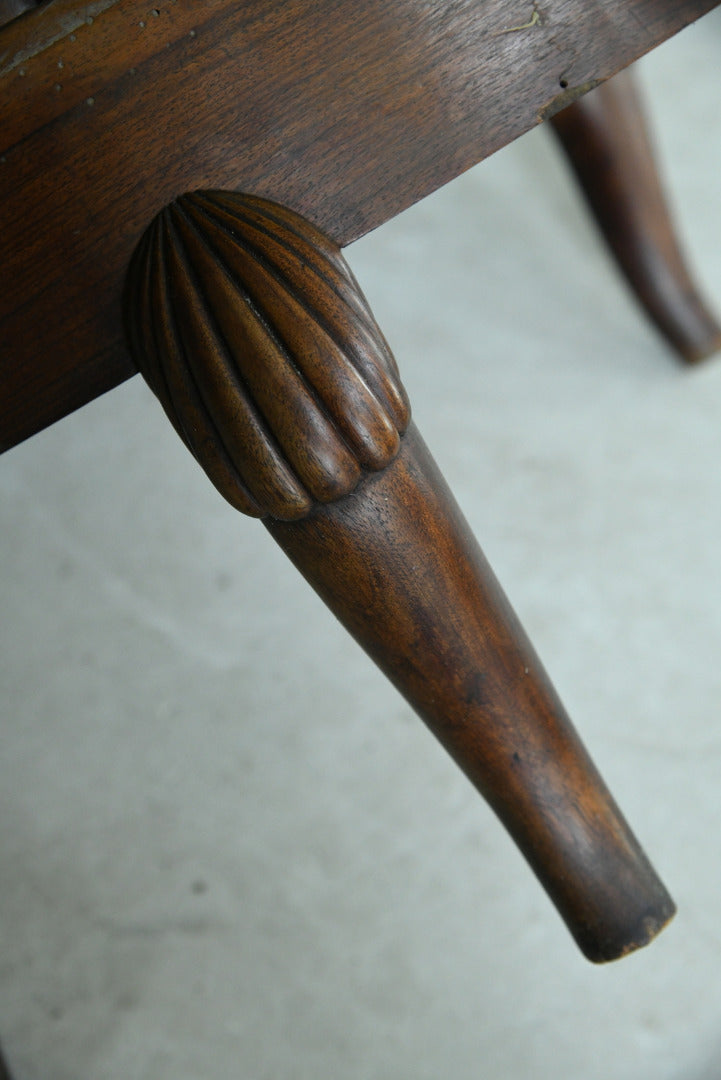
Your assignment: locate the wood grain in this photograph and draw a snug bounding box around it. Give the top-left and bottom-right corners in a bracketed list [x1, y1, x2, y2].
[551, 69, 721, 362]
[125, 191, 676, 961]
[1, 0, 718, 450]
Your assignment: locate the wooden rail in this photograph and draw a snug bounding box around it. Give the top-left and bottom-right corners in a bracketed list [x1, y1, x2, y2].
[1, 0, 718, 450]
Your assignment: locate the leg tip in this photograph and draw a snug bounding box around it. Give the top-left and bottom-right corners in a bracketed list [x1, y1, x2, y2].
[576, 890, 677, 964]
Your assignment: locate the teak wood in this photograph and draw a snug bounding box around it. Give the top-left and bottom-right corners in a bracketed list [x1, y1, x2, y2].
[1, 0, 718, 451]
[124, 191, 676, 962]
[551, 68, 721, 362]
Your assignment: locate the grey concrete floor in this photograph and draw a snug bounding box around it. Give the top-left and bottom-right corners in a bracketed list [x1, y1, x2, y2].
[3, 13, 721, 1079]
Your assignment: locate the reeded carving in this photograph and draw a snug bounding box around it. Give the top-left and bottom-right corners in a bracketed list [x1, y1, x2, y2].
[123, 191, 411, 520]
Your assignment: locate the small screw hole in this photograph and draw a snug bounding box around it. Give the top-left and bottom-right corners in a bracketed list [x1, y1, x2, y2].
[559, 78, 569, 89]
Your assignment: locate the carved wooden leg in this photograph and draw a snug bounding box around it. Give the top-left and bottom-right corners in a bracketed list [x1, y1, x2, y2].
[123, 191, 675, 962]
[550, 68, 721, 363]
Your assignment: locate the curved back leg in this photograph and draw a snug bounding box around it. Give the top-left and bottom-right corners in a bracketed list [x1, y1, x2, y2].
[551, 68, 721, 363]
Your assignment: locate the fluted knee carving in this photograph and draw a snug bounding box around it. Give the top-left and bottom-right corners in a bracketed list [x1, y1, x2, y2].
[124, 191, 675, 962]
[124, 191, 410, 519]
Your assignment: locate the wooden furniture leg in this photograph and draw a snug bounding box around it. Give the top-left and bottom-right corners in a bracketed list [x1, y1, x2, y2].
[550, 68, 721, 362]
[124, 190, 675, 962]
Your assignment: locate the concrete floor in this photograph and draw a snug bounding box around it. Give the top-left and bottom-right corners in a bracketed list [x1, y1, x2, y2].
[3, 12, 721, 1079]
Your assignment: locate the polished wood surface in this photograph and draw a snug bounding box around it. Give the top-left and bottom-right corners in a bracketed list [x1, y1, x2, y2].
[551, 69, 721, 362]
[125, 191, 675, 961]
[1, 0, 718, 451]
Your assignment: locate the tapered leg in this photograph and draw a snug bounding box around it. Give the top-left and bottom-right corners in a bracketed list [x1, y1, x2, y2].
[551, 68, 721, 363]
[124, 190, 675, 961]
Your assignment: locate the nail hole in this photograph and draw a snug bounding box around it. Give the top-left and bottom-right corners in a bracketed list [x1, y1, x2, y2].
[559, 77, 569, 89]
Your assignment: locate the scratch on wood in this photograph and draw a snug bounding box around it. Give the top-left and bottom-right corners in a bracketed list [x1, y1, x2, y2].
[494, 7, 541, 35]
[537, 78, 601, 122]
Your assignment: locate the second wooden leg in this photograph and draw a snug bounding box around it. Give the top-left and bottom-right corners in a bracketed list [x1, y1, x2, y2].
[551, 68, 721, 363]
